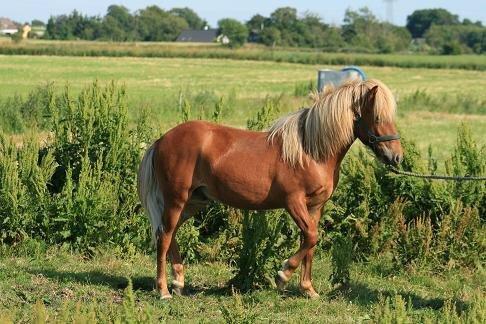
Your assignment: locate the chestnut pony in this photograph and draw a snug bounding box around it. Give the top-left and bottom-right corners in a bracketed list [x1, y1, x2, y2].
[138, 79, 403, 299]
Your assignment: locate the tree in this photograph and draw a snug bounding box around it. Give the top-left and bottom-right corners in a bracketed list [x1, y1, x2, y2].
[270, 7, 298, 30]
[246, 14, 270, 43]
[136, 5, 188, 41]
[425, 24, 486, 54]
[341, 7, 411, 53]
[170, 7, 207, 29]
[218, 18, 248, 48]
[260, 26, 281, 47]
[45, 11, 101, 40]
[247, 14, 267, 31]
[406, 9, 460, 38]
[298, 12, 330, 48]
[462, 19, 482, 27]
[342, 7, 378, 44]
[31, 19, 45, 27]
[101, 5, 135, 41]
[267, 7, 302, 47]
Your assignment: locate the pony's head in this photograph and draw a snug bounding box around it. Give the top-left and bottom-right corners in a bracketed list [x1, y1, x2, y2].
[353, 80, 403, 166]
[268, 78, 403, 167]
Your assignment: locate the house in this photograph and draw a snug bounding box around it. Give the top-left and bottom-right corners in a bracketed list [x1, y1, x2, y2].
[217, 34, 230, 45]
[0, 17, 19, 35]
[176, 28, 219, 43]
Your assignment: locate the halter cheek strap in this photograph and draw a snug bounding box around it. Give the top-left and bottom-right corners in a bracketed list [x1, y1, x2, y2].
[367, 130, 401, 144]
[354, 116, 400, 145]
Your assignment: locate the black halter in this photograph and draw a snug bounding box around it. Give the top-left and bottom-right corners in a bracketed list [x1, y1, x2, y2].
[354, 116, 400, 146]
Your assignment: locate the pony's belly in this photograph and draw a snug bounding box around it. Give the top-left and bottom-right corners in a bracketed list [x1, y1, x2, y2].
[203, 174, 283, 210]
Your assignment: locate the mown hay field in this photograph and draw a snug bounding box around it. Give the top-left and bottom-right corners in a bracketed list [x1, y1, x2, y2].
[1, 54, 485, 157]
[2, 38, 486, 70]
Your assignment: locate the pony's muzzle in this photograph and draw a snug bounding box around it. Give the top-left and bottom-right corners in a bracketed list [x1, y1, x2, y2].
[381, 146, 403, 166]
[393, 153, 403, 165]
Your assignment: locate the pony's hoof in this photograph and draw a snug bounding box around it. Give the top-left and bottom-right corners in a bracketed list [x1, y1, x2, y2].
[300, 287, 320, 299]
[171, 280, 184, 296]
[302, 289, 320, 299]
[275, 271, 289, 291]
[160, 293, 172, 300]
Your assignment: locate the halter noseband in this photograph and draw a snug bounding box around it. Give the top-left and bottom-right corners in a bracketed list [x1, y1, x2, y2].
[354, 116, 400, 146]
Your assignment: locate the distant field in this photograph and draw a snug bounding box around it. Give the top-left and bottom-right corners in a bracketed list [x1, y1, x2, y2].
[1, 39, 486, 70]
[1, 54, 485, 160]
[2, 55, 486, 100]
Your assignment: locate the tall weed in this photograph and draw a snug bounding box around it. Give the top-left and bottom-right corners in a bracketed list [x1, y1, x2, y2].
[329, 124, 485, 270]
[0, 82, 152, 252]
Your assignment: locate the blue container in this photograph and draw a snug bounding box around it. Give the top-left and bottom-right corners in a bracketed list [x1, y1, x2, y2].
[317, 66, 367, 91]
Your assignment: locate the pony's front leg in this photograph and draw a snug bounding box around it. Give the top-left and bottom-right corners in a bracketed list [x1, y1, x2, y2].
[299, 208, 321, 298]
[276, 199, 320, 295]
[299, 246, 319, 298]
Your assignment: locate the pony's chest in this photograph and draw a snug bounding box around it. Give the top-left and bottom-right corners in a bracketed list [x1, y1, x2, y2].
[298, 165, 337, 208]
[304, 182, 334, 208]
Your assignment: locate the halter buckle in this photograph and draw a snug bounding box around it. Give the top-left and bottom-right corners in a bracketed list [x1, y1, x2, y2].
[368, 132, 377, 144]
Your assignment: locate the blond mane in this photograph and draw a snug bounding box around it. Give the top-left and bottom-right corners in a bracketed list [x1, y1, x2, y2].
[268, 79, 396, 167]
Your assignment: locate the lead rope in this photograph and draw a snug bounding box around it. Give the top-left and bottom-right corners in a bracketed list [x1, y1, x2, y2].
[353, 117, 486, 181]
[387, 166, 486, 181]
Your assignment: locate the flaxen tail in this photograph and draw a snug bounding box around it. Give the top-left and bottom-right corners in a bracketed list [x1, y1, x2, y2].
[138, 143, 164, 245]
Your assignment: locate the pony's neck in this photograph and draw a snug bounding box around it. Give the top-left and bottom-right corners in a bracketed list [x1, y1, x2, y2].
[324, 137, 356, 172]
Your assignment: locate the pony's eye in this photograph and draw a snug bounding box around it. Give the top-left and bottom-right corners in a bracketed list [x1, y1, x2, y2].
[375, 116, 381, 123]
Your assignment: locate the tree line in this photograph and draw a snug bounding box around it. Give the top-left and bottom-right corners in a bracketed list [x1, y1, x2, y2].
[34, 5, 485, 54]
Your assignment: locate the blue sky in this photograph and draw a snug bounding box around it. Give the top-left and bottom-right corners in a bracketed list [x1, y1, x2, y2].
[4, 1, 485, 27]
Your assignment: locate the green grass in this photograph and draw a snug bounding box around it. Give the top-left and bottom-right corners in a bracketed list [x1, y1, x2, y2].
[2, 55, 486, 99]
[1, 246, 484, 322]
[1, 39, 486, 70]
[1, 55, 485, 159]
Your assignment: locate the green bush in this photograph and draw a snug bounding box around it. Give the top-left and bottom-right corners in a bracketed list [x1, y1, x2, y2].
[400, 89, 486, 115]
[231, 209, 297, 290]
[329, 233, 353, 287]
[0, 82, 483, 279]
[327, 124, 485, 270]
[0, 82, 152, 253]
[0, 84, 54, 133]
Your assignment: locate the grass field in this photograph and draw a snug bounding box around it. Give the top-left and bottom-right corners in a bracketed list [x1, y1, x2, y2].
[1, 54, 485, 159]
[0, 49, 485, 323]
[1, 39, 486, 70]
[1, 246, 484, 322]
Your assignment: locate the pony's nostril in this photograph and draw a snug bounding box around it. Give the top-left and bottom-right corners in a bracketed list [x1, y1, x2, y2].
[394, 154, 402, 164]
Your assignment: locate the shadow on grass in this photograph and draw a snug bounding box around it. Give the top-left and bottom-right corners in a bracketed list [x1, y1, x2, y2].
[327, 281, 468, 312]
[183, 283, 233, 297]
[26, 267, 466, 310]
[25, 268, 234, 297]
[26, 268, 154, 291]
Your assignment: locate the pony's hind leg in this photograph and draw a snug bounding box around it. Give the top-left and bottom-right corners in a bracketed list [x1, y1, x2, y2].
[156, 194, 188, 299]
[168, 191, 210, 296]
[168, 238, 184, 296]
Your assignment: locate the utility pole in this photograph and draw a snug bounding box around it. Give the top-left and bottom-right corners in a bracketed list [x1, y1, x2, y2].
[383, 0, 397, 24]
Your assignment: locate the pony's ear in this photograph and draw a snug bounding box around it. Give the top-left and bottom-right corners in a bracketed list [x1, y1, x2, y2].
[365, 85, 378, 109]
[367, 85, 379, 103]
